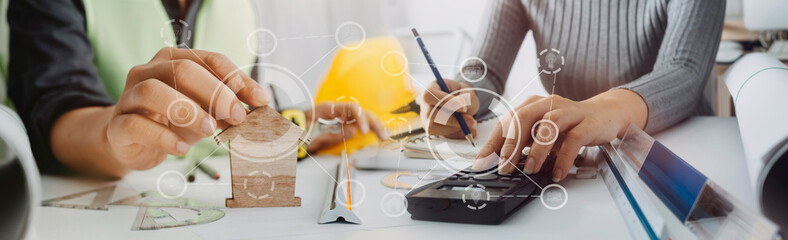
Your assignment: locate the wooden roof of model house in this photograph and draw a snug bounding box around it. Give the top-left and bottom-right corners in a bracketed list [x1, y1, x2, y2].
[215, 106, 307, 146]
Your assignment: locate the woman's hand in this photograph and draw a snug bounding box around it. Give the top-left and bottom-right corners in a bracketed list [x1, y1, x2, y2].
[305, 102, 387, 153]
[474, 89, 647, 182]
[51, 47, 270, 177]
[420, 79, 480, 139]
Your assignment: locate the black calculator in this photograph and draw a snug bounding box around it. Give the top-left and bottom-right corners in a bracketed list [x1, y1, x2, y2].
[406, 155, 558, 224]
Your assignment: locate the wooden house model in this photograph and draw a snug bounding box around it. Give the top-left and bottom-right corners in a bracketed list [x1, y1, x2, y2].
[215, 106, 306, 208]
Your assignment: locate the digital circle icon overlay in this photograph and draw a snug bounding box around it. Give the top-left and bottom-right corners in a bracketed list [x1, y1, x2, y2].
[380, 50, 409, 76]
[425, 88, 521, 174]
[243, 170, 275, 200]
[540, 183, 568, 210]
[335, 21, 366, 50]
[335, 179, 367, 209]
[160, 19, 191, 48]
[459, 57, 488, 83]
[330, 95, 362, 125]
[157, 170, 188, 199]
[166, 98, 199, 128]
[213, 63, 316, 162]
[380, 191, 408, 217]
[537, 48, 565, 75]
[247, 28, 278, 57]
[531, 119, 559, 145]
[462, 184, 490, 210]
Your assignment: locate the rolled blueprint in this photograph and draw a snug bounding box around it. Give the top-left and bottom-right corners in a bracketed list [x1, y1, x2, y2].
[724, 53, 788, 231]
[0, 105, 41, 239]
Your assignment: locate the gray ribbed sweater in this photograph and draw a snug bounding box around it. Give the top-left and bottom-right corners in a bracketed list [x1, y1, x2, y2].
[463, 0, 725, 133]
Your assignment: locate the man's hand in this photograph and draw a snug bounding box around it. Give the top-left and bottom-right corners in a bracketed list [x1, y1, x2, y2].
[474, 89, 647, 182]
[305, 102, 387, 153]
[51, 47, 270, 177]
[419, 79, 480, 139]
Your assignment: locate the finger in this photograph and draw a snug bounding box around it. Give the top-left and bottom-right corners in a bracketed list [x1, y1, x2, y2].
[108, 113, 190, 164]
[364, 111, 388, 140]
[334, 102, 363, 123]
[129, 59, 247, 125]
[457, 81, 481, 115]
[424, 124, 461, 138]
[498, 117, 528, 174]
[421, 81, 471, 113]
[499, 101, 553, 174]
[423, 91, 472, 114]
[474, 113, 510, 166]
[430, 111, 476, 128]
[445, 127, 477, 139]
[356, 110, 370, 134]
[117, 79, 216, 141]
[525, 109, 582, 174]
[552, 121, 594, 182]
[424, 115, 477, 137]
[152, 47, 270, 106]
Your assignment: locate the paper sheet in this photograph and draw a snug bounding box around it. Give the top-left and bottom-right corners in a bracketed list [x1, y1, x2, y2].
[0, 105, 41, 239]
[404, 117, 500, 159]
[186, 158, 419, 239]
[723, 53, 788, 201]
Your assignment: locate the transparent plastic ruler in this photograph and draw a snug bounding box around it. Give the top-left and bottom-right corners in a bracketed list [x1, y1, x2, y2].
[596, 144, 664, 240]
[41, 185, 117, 210]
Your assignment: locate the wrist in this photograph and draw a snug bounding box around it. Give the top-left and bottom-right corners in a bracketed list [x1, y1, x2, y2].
[585, 89, 648, 136]
[51, 106, 130, 178]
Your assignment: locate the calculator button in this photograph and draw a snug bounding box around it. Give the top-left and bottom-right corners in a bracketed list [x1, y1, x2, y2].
[472, 174, 498, 181]
[512, 177, 522, 182]
[499, 177, 511, 181]
[497, 173, 514, 177]
[449, 175, 459, 180]
[459, 176, 471, 180]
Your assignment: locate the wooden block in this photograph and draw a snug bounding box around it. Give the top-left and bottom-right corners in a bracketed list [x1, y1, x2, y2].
[215, 107, 305, 208]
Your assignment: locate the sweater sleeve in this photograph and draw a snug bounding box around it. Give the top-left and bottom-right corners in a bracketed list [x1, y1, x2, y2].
[7, 0, 115, 174]
[458, 0, 529, 117]
[618, 0, 724, 133]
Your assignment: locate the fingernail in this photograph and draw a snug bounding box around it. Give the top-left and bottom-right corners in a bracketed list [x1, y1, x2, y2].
[474, 154, 497, 170]
[176, 141, 190, 155]
[232, 103, 246, 123]
[552, 168, 563, 182]
[524, 157, 535, 174]
[201, 118, 215, 135]
[253, 87, 270, 105]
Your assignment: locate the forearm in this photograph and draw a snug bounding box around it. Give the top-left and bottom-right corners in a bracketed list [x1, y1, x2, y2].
[462, 0, 528, 117]
[583, 89, 648, 137]
[50, 106, 128, 178]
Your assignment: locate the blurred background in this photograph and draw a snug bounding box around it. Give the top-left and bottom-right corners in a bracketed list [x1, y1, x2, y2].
[253, 0, 544, 109]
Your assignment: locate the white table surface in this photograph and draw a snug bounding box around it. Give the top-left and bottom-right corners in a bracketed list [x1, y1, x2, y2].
[33, 117, 757, 240]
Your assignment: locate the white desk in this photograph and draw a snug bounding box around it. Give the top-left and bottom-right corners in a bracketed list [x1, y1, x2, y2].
[34, 117, 755, 240]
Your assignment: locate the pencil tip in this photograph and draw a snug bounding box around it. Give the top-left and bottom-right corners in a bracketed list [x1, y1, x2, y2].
[465, 135, 476, 148]
[411, 28, 419, 37]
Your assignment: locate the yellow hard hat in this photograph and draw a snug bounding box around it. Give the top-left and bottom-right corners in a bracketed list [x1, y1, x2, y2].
[315, 36, 417, 155]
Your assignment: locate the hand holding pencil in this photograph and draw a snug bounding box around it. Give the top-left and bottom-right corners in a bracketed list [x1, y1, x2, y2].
[412, 29, 480, 143]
